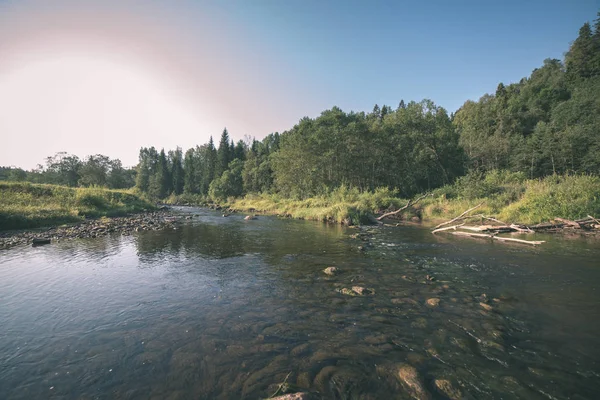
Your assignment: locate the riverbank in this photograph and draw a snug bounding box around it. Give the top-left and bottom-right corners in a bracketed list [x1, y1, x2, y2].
[0, 182, 154, 231]
[227, 173, 600, 228]
[0, 210, 182, 248]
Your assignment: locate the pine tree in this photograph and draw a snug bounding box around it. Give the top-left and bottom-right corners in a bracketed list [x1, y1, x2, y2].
[234, 140, 246, 161]
[371, 104, 381, 118]
[566, 22, 594, 82]
[216, 128, 231, 178]
[170, 147, 184, 195]
[149, 149, 171, 198]
[183, 148, 197, 193]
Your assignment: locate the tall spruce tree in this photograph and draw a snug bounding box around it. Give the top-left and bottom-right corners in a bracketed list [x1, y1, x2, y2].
[170, 147, 184, 195]
[216, 128, 231, 178]
[149, 149, 171, 198]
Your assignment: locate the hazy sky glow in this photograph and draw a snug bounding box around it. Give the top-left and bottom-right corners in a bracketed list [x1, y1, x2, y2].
[0, 0, 597, 169]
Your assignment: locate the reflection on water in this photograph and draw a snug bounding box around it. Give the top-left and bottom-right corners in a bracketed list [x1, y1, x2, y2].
[1, 207, 599, 399]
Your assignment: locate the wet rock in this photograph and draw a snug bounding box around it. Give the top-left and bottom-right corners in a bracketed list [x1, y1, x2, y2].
[352, 286, 375, 295]
[479, 302, 493, 311]
[434, 379, 462, 400]
[426, 298, 440, 307]
[32, 238, 51, 246]
[244, 215, 257, 220]
[396, 364, 430, 399]
[323, 266, 338, 276]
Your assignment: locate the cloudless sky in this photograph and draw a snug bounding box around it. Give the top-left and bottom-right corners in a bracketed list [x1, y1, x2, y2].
[0, 0, 597, 169]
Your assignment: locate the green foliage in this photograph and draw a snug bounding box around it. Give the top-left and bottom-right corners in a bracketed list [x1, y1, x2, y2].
[0, 182, 153, 231]
[500, 175, 600, 224]
[209, 159, 244, 201]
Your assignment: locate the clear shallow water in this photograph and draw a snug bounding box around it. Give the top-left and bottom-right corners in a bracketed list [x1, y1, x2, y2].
[1, 207, 599, 399]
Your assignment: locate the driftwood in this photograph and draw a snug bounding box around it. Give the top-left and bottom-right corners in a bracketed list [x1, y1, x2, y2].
[451, 231, 545, 246]
[433, 203, 483, 229]
[587, 215, 600, 225]
[554, 218, 581, 228]
[431, 223, 465, 234]
[510, 224, 534, 233]
[376, 193, 431, 221]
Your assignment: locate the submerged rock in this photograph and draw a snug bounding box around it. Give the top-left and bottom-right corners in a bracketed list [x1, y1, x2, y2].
[338, 288, 357, 296]
[396, 364, 431, 399]
[352, 286, 374, 295]
[426, 298, 440, 307]
[323, 266, 338, 276]
[479, 302, 493, 311]
[434, 379, 463, 400]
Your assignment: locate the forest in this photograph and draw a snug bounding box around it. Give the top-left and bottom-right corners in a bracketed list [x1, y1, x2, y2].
[2, 13, 599, 208]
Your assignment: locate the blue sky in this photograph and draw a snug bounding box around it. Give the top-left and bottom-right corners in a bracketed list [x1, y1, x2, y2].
[211, 0, 598, 113]
[0, 0, 598, 168]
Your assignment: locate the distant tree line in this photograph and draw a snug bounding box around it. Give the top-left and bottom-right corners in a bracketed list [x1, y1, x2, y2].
[0, 152, 136, 189]
[3, 12, 599, 200]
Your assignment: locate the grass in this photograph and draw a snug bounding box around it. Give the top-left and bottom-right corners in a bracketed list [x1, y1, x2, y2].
[228, 172, 600, 226]
[231, 186, 405, 225]
[0, 181, 154, 231]
[422, 172, 600, 225]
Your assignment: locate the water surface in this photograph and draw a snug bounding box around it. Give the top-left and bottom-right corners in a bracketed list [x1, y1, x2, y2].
[1, 208, 599, 399]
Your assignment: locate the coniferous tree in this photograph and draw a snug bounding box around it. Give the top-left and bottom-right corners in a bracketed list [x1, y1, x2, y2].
[183, 148, 197, 194]
[566, 22, 594, 82]
[216, 128, 231, 178]
[170, 147, 184, 195]
[149, 149, 171, 198]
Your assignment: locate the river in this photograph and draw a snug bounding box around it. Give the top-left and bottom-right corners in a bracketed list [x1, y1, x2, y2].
[1, 207, 599, 399]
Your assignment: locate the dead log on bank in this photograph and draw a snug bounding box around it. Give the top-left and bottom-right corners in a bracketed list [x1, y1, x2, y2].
[451, 231, 545, 246]
[376, 193, 432, 221]
[433, 203, 483, 229]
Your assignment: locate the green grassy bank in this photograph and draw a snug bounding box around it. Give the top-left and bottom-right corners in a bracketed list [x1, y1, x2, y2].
[226, 172, 600, 226]
[0, 182, 154, 231]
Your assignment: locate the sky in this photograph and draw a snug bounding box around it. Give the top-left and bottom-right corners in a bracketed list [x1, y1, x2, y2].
[0, 0, 597, 169]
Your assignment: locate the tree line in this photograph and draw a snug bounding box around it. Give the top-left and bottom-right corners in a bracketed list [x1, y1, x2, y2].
[3, 12, 599, 200]
[0, 152, 135, 189]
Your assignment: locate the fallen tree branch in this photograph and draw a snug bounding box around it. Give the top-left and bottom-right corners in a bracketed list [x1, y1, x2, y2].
[554, 218, 581, 228]
[451, 231, 545, 246]
[432, 223, 465, 234]
[587, 215, 600, 225]
[460, 225, 515, 233]
[433, 203, 483, 229]
[376, 193, 431, 221]
[510, 224, 534, 233]
[483, 216, 508, 225]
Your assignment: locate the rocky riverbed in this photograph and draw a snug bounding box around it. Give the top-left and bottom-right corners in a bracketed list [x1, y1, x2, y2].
[0, 210, 182, 249]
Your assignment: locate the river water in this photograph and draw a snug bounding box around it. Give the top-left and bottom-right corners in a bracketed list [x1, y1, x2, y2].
[1, 207, 599, 399]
